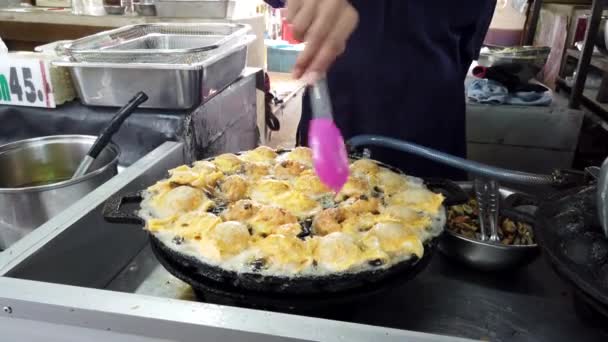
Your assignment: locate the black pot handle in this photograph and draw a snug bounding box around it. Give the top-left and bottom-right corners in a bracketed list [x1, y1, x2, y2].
[103, 192, 144, 225]
[424, 178, 469, 206]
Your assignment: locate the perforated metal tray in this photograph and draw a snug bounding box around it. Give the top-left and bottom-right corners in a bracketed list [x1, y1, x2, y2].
[63, 22, 250, 64]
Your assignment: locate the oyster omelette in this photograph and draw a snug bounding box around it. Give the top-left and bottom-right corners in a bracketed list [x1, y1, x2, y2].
[140, 146, 445, 277]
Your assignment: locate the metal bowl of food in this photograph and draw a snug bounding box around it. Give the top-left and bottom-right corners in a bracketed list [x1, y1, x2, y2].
[438, 182, 539, 271]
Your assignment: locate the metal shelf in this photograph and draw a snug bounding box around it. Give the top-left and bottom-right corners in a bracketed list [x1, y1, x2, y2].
[556, 76, 608, 122]
[566, 48, 608, 73]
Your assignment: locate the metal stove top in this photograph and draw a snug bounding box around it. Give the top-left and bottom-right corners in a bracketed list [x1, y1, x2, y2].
[0, 142, 607, 342]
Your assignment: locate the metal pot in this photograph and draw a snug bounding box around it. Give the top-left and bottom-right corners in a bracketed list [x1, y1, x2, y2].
[0, 135, 119, 250]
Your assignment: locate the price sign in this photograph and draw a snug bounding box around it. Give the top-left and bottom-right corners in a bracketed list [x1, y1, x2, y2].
[0, 56, 55, 108]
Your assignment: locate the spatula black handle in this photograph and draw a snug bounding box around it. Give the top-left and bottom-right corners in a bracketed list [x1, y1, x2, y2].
[88, 92, 148, 158]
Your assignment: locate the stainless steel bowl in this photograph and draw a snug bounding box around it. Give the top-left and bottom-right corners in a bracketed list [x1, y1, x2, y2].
[477, 45, 550, 82]
[438, 182, 539, 271]
[0, 135, 119, 250]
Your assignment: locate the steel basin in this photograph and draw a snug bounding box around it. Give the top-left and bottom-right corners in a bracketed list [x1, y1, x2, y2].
[0, 135, 119, 250]
[438, 182, 539, 271]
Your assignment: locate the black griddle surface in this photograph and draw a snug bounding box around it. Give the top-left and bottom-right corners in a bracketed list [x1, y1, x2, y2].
[196, 252, 608, 342]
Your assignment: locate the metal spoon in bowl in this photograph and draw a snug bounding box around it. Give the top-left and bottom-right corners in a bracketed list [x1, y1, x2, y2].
[308, 78, 349, 193]
[72, 92, 148, 179]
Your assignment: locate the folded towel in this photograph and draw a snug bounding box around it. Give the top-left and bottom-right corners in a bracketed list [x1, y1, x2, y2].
[467, 79, 552, 106]
[467, 79, 508, 104]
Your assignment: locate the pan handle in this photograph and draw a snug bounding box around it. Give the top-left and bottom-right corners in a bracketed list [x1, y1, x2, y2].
[103, 192, 145, 225]
[424, 178, 469, 206]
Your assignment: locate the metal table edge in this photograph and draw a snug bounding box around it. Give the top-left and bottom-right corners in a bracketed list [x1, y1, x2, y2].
[0, 276, 473, 342]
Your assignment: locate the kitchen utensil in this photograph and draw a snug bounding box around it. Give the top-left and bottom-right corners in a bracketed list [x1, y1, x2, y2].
[53, 35, 253, 109]
[308, 78, 349, 193]
[488, 180, 501, 243]
[439, 182, 539, 271]
[72, 92, 148, 179]
[0, 135, 119, 250]
[474, 179, 489, 241]
[62, 22, 249, 64]
[598, 157, 608, 238]
[102, 151, 466, 302]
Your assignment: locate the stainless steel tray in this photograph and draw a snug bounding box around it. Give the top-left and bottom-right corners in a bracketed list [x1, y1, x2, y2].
[63, 22, 250, 64]
[54, 35, 254, 109]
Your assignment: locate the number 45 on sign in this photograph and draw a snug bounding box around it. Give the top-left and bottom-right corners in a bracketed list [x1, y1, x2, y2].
[0, 56, 55, 108]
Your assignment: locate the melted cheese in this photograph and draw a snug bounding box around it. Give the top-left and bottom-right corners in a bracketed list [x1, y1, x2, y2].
[142, 146, 446, 277]
[340, 212, 380, 235]
[363, 222, 424, 258]
[382, 205, 432, 229]
[350, 159, 380, 178]
[313, 208, 346, 236]
[388, 189, 444, 215]
[337, 176, 371, 200]
[273, 223, 303, 236]
[270, 191, 322, 218]
[219, 175, 249, 202]
[198, 221, 250, 261]
[372, 169, 409, 195]
[294, 170, 332, 197]
[256, 234, 311, 272]
[280, 147, 313, 167]
[171, 212, 222, 240]
[273, 160, 308, 179]
[240, 146, 278, 164]
[248, 206, 298, 236]
[314, 232, 362, 272]
[249, 179, 291, 204]
[167, 164, 223, 191]
[222, 199, 260, 221]
[212, 153, 243, 174]
[148, 186, 212, 218]
[244, 162, 270, 179]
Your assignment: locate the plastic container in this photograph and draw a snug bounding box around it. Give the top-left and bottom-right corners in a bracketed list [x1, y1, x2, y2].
[266, 42, 303, 73]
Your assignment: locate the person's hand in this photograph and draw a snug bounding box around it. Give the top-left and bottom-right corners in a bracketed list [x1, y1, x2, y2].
[287, 0, 359, 84]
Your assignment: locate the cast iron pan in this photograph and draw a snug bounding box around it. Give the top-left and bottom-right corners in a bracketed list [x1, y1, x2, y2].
[103, 153, 468, 296]
[150, 232, 437, 312]
[535, 185, 608, 306]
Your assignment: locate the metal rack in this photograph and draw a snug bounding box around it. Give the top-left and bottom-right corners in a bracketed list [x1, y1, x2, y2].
[551, 0, 608, 119]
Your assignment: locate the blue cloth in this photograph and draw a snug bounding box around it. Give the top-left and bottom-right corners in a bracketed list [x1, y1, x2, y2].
[467, 79, 552, 106]
[297, 0, 497, 179]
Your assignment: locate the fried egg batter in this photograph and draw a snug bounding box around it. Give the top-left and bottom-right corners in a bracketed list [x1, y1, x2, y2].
[140, 146, 445, 277]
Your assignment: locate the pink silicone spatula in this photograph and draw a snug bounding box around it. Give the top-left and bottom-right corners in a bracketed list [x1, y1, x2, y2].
[308, 78, 349, 193]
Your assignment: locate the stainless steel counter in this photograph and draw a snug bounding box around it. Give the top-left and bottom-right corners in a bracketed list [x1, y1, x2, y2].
[0, 141, 606, 341]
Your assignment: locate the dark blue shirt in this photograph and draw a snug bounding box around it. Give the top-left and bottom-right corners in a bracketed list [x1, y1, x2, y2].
[283, 1, 496, 178]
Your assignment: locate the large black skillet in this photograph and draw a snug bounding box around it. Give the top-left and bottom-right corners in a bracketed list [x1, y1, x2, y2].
[103, 151, 468, 298]
[535, 185, 608, 315]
